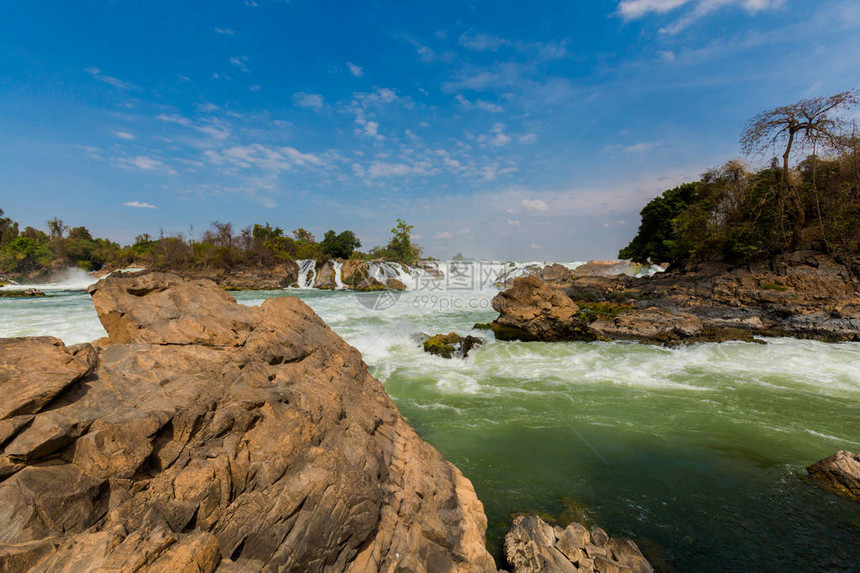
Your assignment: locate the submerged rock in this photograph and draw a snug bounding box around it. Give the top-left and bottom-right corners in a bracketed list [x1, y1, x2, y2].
[421, 332, 483, 359]
[0, 288, 46, 298]
[806, 450, 860, 501]
[504, 514, 653, 573]
[0, 272, 497, 572]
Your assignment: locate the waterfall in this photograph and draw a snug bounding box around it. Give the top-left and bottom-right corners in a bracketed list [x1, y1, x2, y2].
[333, 260, 345, 289]
[296, 259, 317, 288]
[286, 259, 664, 290]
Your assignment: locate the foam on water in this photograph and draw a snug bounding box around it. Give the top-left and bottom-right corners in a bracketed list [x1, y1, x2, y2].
[0, 267, 98, 291]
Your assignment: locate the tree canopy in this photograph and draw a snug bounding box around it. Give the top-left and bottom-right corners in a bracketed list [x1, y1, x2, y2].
[621, 91, 860, 264]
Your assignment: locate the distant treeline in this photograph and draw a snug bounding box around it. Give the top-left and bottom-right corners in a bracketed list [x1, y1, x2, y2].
[621, 90, 860, 264]
[0, 212, 421, 280]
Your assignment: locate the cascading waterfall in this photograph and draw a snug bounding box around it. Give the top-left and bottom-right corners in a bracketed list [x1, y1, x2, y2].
[296, 259, 317, 288]
[287, 259, 664, 291]
[333, 260, 345, 290]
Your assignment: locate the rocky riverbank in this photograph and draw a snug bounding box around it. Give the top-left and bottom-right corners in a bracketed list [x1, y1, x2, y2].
[487, 251, 860, 344]
[0, 272, 496, 571]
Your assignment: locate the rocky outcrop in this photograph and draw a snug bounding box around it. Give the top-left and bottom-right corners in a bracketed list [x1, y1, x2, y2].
[0, 272, 497, 572]
[491, 276, 604, 342]
[158, 261, 300, 290]
[490, 251, 860, 344]
[806, 451, 860, 500]
[574, 260, 643, 278]
[312, 259, 337, 289]
[504, 514, 653, 573]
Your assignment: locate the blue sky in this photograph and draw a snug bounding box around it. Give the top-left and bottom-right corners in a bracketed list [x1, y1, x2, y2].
[1, 0, 858, 260]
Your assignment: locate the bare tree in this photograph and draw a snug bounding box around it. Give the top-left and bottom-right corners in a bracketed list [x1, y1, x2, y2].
[740, 90, 859, 248]
[47, 217, 68, 240]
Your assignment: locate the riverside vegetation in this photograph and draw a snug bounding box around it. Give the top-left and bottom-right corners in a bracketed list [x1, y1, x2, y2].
[0, 211, 421, 283]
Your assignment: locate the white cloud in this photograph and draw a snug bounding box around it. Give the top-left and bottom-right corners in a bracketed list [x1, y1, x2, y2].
[530, 243, 542, 249]
[250, 84, 261, 91]
[507, 219, 522, 227]
[229, 55, 250, 73]
[347, 62, 364, 77]
[85, 67, 138, 91]
[456, 94, 504, 113]
[521, 198, 549, 211]
[618, 0, 785, 34]
[111, 130, 135, 140]
[435, 231, 453, 239]
[458, 32, 569, 60]
[353, 87, 404, 108]
[293, 92, 325, 110]
[123, 201, 157, 209]
[214, 27, 234, 35]
[658, 50, 676, 61]
[477, 123, 512, 147]
[117, 155, 176, 174]
[624, 141, 658, 152]
[518, 133, 538, 144]
[355, 118, 383, 140]
[156, 113, 231, 142]
[204, 144, 322, 172]
[617, 0, 690, 19]
[366, 160, 430, 177]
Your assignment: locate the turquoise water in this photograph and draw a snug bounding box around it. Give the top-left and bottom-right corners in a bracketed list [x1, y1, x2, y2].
[2, 288, 859, 570]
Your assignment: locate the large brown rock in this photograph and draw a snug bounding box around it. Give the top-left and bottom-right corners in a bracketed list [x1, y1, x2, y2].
[1, 272, 497, 572]
[0, 337, 96, 420]
[806, 450, 860, 500]
[574, 260, 642, 278]
[491, 276, 602, 342]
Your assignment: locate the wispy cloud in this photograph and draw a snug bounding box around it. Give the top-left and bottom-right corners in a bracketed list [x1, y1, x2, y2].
[521, 198, 549, 211]
[229, 55, 250, 73]
[458, 31, 569, 60]
[477, 123, 512, 147]
[455, 94, 504, 113]
[117, 155, 176, 174]
[346, 62, 364, 77]
[203, 144, 323, 173]
[85, 67, 138, 91]
[110, 130, 135, 140]
[293, 92, 325, 110]
[156, 113, 231, 142]
[123, 201, 157, 209]
[214, 27, 234, 35]
[617, 0, 785, 34]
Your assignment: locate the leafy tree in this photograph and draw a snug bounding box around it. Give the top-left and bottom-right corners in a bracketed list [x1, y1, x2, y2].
[619, 183, 699, 263]
[0, 237, 52, 274]
[320, 230, 361, 259]
[0, 209, 18, 245]
[384, 219, 421, 264]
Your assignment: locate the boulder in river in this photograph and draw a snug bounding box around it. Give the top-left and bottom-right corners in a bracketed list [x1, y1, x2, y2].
[421, 332, 484, 359]
[0, 272, 497, 572]
[806, 450, 860, 500]
[504, 514, 653, 573]
[490, 276, 605, 342]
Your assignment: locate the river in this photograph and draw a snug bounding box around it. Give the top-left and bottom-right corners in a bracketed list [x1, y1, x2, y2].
[1, 278, 858, 571]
